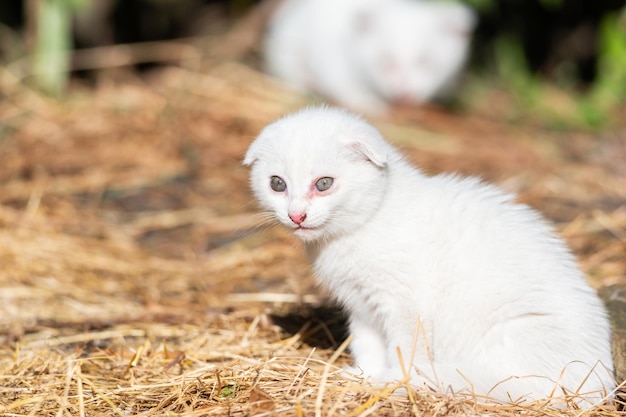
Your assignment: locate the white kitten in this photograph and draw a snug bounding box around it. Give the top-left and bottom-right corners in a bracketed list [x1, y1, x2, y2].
[243, 107, 615, 407]
[264, 0, 475, 114]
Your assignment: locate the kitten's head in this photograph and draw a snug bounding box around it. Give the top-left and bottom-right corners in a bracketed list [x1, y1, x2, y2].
[244, 107, 391, 243]
[352, 0, 476, 103]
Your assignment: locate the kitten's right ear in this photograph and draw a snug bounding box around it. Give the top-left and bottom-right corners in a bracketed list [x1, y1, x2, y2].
[243, 139, 260, 166]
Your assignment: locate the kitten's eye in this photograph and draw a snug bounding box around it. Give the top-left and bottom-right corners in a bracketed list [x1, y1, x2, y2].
[270, 176, 287, 192]
[315, 177, 334, 192]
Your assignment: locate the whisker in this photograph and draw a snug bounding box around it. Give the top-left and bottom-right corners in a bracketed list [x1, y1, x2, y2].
[231, 211, 281, 238]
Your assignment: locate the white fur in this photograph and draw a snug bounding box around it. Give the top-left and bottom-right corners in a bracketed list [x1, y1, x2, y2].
[244, 107, 615, 407]
[264, 0, 476, 114]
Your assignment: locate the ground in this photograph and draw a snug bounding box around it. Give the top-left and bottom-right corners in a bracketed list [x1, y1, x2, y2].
[0, 55, 625, 416]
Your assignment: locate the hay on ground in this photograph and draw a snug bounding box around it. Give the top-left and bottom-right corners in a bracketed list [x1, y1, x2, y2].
[0, 32, 625, 417]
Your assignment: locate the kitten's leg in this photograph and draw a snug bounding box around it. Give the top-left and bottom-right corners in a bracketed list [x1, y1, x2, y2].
[427, 360, 613, 407]
[411, 361, 475, 394]
[382, 317, 437, 383]
[404, 358, 610, 408]
[345, 316, 388, 378]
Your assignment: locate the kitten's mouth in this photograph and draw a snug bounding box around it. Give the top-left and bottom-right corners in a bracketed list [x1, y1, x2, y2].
[295, 225, 315, 231]
[293, 225, 322, 241]
[288, 219, 323, 237]
[293, 224, 320, 234]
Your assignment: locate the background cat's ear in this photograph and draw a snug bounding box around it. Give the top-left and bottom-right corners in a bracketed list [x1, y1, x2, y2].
[348, 141, 387, 168]
[439, 3, 476, 37]
[354, 10, 375, 34]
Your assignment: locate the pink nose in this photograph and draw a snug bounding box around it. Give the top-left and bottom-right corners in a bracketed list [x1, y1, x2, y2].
[289, 213, 307, 225]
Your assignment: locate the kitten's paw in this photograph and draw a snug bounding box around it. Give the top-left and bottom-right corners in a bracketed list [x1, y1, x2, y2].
[376, 367, 436, 392]
[341, 365, 368, 381]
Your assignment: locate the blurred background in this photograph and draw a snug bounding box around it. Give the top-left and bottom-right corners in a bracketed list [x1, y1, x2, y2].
[1, 0, 625, 129]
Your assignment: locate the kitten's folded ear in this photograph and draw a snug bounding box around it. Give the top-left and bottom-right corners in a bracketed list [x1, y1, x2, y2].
[243, 138, 261, 166]
[347, 140, 387, 168]
[342, 121, 390, 168]
[245, 124, 278, 166]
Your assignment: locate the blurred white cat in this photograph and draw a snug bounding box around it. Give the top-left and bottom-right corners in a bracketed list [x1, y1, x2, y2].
[264, 0, 476, 114]
[244, 107, 615, 407]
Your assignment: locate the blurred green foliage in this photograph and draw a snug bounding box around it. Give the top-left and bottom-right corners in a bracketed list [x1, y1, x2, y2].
[588, 11, 626, 114]
[31, 0, 89, 96]
[465, 2, 626, 130]
[14, 0, 626, 129]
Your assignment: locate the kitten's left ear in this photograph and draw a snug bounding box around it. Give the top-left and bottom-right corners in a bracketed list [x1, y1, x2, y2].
[347, 140, 387, 168]
[341, 120, 389, 168]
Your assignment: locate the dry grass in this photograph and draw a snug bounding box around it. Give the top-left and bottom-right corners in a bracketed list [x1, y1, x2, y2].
[0, 29, 625, 416]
